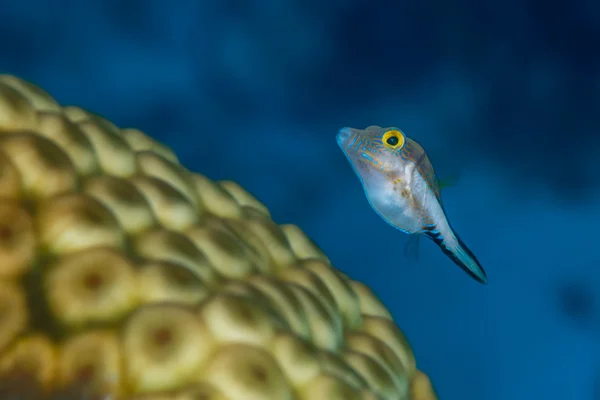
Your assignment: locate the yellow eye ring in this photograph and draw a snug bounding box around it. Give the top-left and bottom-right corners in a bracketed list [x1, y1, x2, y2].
[382, 130, 405, 149]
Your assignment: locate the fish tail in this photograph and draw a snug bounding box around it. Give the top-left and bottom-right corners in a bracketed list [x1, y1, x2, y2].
[428, 231, 488, 284]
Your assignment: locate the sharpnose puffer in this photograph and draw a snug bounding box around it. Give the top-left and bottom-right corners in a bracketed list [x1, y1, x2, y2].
[336, 125, 487, 284]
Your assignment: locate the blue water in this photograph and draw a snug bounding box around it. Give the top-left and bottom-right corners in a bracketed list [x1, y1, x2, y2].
[2, 1, 599, 398]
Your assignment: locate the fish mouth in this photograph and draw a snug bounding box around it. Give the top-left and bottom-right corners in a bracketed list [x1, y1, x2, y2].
[336, 127, 359, 151]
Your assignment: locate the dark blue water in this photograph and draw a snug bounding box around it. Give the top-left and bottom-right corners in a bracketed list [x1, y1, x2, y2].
[2, 1, 599, 398]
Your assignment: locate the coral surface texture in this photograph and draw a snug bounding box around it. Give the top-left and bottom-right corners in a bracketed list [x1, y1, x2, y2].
[0, 75, 437, 400]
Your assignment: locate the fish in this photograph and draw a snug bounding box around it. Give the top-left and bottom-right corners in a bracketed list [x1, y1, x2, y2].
[336, 125, 488, 284]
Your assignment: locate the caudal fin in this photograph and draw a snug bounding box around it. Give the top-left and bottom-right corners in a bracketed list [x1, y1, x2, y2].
[427, 231, 488, 284]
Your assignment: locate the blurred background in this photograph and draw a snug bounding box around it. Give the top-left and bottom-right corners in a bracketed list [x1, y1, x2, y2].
[1, 1, 599, 398]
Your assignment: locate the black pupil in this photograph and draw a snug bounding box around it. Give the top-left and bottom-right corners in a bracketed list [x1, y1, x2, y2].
[386, 136, 399, 146]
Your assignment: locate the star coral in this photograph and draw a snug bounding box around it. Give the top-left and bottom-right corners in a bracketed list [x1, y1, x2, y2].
[0, 75, 437, 400]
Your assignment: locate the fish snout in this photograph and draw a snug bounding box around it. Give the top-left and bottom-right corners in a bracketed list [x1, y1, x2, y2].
[336, 127, 358, 150]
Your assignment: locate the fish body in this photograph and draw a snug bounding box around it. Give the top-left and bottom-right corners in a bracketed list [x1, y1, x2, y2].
[336, 125, 487, 284]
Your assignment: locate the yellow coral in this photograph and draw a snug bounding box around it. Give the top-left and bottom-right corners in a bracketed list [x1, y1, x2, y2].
[0, 74, 438, 400]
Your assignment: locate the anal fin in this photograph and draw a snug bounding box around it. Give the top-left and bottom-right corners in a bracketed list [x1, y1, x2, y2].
[404, 233, 421, 261]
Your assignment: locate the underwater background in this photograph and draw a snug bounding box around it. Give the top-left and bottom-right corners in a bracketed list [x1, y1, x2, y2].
[1, 1, 599, 399]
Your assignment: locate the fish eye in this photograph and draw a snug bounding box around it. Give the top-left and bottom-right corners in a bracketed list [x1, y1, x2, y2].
[382, 130, 405, 149]
[386, 136, 399, 145]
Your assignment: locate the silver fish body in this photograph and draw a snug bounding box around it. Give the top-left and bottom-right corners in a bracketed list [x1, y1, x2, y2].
[337, 125, 487, 284]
